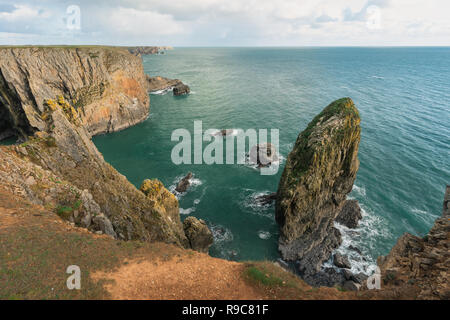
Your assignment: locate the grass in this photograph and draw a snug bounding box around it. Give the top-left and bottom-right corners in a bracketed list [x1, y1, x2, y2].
[0, 188, 185, 300]
[244, 265, 285, 287]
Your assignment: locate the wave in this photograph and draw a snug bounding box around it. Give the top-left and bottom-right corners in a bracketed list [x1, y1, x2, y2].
[149, 87, 174, 95]
[370, 75, 385, 80]
[329, 205, 388, 276]
[258, 230, 271, 240]
[180, 207, 195, 215]
[352, 184, 366, 197]
[238, 189, 276, 219]
[209, 223, 239, 260]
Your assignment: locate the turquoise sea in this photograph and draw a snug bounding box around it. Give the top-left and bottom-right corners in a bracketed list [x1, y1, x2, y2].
[94, 47, 450, 274]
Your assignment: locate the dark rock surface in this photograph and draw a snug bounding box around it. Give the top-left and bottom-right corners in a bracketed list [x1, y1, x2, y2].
[255, 192, 277, 206]
[173, 83, 190, 96]
[334, 252, 352, 269]
[336, 199, 362, 228]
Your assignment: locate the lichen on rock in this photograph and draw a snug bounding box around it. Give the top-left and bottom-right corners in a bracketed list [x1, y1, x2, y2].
[275, 98, 361, 283]
[183, 216, 214, 253]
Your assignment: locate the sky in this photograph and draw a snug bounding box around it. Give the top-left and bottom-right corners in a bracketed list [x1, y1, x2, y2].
[0, 0, 449, 46]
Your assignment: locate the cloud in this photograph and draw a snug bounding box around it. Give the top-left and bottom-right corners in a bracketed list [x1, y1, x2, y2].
[0, 0, 449, 46]
[101, 7, 186, 36]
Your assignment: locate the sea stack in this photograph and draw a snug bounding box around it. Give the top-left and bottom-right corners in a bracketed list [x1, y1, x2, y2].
[276, 98, 361, 280]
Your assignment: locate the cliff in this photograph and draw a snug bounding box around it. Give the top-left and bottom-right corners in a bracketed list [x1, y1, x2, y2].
[0, 46, 191, 248]
[376, 185, 450, 299]
[276, 98, 361, 283]
[0, 47, 149, 138]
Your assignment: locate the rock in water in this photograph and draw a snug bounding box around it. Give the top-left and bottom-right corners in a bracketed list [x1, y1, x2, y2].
[146, 75, 185, 93]
[175, 172, 193, 193]
[276, 98, 361, 281]
[336, 199, 362, 228]
[173, 83, 190, 96]
[249, 143, 279, 167]
[255, 192, 277, 206]
[183, 216, 214, 253]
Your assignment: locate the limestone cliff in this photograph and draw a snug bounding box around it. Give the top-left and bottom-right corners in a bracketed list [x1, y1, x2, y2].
[0, 46, 189, 247]
[0, 47, 149, 139]
[276, 98, 361, 279]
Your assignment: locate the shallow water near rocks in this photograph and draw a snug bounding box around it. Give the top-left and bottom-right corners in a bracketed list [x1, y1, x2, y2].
[94, 47, 450, 272]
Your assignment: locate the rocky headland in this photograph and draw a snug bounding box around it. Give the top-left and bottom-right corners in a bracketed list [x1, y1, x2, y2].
[0, 46, 208, 252]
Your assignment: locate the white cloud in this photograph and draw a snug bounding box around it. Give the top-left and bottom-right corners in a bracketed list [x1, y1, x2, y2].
[0, 0, 449, 45]
[105, 6, 186, 36]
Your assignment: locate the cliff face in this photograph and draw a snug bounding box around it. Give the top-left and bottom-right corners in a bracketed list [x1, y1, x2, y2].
[0, 47, 149, 139]
[0, 47, 189, 248]
[276, 98, 361, 278]
[376, 185, 450, 299]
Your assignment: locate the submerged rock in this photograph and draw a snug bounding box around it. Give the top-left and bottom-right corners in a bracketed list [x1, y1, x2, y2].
[336, 199, 362, 228]
[276, 98, 361, 284]
[175, 172, 193, 193]
[183, 216, 214, 253]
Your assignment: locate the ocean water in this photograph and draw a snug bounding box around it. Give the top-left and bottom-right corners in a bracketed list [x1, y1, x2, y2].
[93, 47, 450, 274]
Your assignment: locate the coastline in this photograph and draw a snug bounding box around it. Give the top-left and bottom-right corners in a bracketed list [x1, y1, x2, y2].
[0, 46, 448, 300]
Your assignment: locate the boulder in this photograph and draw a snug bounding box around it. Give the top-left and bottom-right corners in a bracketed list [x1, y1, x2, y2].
[334, 252, 352, 269]
[173, 83, 190, 96]
[92, 213, 117, 238]
[336, 200, 362, 228]
[183, 216, 214, 253]
[175, 172, 193, 193]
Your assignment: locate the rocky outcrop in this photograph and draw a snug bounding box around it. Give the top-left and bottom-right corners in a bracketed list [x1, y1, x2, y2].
[276, 98, 361, 283]
[376, 185, 450, 299]
[336, 199, 362, 228]
[173, 83, 190, 96]
[0, 47, 190, 248]
[146, 75, 182, 93]
[183, 216, 214, 253]
[175, 172, 193, 193]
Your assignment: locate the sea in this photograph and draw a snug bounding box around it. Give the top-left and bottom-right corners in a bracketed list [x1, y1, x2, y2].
[93, 47, 450, 275]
